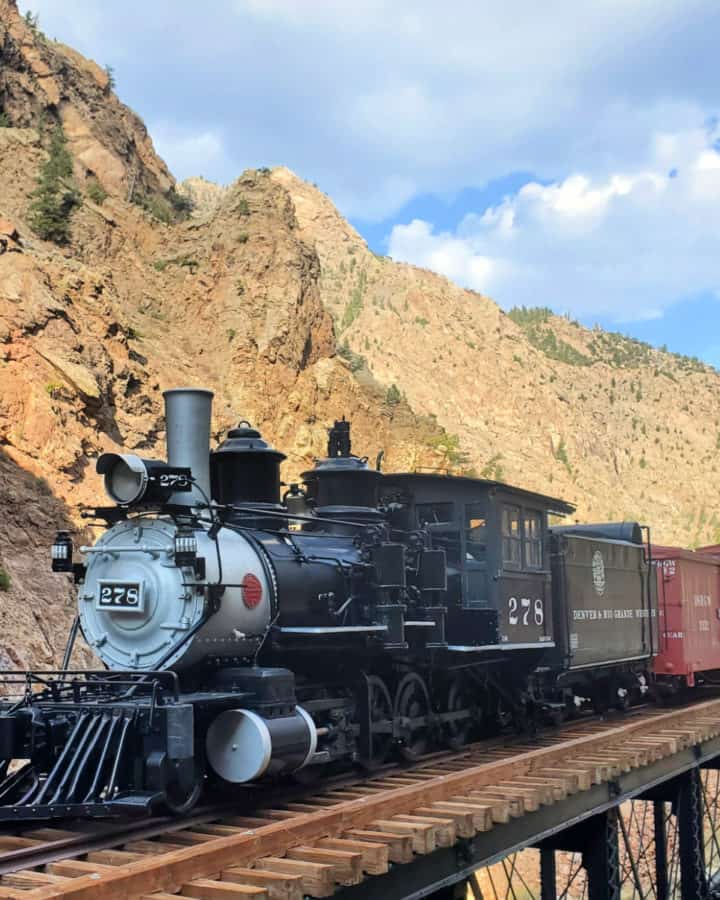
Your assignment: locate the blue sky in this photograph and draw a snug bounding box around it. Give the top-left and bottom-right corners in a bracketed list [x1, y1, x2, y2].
[20, 0, 720, 366]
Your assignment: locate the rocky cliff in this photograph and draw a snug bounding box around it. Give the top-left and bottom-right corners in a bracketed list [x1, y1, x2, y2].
[0, 0, 718, 670]
[272, 167, 720, 548]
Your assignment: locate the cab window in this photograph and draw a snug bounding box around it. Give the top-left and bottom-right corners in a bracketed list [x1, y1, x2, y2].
[465, 503, 488, 563]
[502, 505, 522, 567]
[524, 511, 543, 568]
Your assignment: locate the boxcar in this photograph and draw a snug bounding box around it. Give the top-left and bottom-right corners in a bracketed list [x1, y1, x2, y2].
[548, 523, 656, 701]
[652, 545, 720, 688]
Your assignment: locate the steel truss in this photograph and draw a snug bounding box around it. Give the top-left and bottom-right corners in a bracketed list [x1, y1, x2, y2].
[442, 768, 719, 900]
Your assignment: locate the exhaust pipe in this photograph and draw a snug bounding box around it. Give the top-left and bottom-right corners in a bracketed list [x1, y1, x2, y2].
[163, 388, 213, 507]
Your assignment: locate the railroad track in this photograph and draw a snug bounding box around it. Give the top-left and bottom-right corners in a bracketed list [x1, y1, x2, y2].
[1, 698, 719, 900]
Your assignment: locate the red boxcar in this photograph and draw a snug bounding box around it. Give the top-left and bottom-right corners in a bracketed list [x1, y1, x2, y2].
[652, 545, 720, 687]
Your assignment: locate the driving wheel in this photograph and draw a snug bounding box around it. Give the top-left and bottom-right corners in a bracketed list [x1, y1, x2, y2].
[444, 676, 473, 750]
[394, 672, 432, 762]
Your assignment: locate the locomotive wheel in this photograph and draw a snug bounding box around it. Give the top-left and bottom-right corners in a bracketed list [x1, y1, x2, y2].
[444, 676, 473, 750]
[394, 672, 432, 762]
[363, 675, 394, 768]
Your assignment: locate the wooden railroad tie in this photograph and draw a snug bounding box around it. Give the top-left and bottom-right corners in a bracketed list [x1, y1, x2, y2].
[2, 700, 720, 900]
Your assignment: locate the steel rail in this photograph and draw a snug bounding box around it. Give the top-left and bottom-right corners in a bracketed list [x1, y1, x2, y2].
[5, 696, 719, 900]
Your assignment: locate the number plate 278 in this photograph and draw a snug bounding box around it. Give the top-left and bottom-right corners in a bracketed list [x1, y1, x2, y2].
[96, 581, 144, 613]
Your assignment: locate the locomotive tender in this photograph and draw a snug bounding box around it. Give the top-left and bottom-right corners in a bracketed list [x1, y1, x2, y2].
[0, 388, 657, 821]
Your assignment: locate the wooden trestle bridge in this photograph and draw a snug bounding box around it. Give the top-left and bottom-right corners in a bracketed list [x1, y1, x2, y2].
[1, 697, 720, 900]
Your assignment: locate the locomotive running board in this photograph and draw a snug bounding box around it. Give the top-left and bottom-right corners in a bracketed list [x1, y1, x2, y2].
[447, 642, 556, 651]
[278, 625, 389, 635]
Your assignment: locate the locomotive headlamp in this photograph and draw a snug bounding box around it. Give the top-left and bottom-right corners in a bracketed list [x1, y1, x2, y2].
[51, 531, 73, 572]
[96, 454, 192, 506]
[174, 528, 198, 567]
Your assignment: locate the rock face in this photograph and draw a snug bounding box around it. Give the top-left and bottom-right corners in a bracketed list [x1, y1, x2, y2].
[0, 0, 172, 198]
[0, 0, 719, 671]
[0, 449, 94, 672]
[178, 176, 227, 217]
[273, 167, 720, 548]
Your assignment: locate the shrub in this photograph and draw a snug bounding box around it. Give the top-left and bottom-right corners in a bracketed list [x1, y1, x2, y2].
[236, 231, 249, 244]
[167, 188, 194, 218]
[0, 567, 10, 592]
[554, 437, 572, 474]
[235, 280, 245, 296]
[154, 255, 198, 273]
[507, 306, 553, 327]
[227, 328, 236, 342]
[480, 452, 504, 481]
[235, 196, 250, 216]
[426, 430, 471, 471]
[337, 341, 366, 372]
[0, 112, 10, 128]
[86, 178, 108, 205]
[105, 65, 116, 91]
[385, 383, 401, 406]
[341, 290, 363, 330]
[134, 188, 192, 223]
[44, 381, 63, 397]
[28, 126, 80, 243]
[143, 195, 172, 224]
[415, 317, 429, 328]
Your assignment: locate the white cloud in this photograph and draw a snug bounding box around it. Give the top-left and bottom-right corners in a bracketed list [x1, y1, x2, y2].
[388, 125, 720, 321]
[388, 219, 499, 291]
[150, 126, 236, 184]
[18, 0, 720, 221]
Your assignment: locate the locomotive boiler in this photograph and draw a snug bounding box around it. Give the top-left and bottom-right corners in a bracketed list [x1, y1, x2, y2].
[0, 387, 658, 822]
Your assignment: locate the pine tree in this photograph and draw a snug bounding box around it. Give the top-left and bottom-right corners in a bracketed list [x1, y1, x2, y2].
[28, 127, 80, 243]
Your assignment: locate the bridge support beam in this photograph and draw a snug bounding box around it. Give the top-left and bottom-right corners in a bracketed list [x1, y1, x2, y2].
[677, 768, 707, 900]
[538, 808, 620, 900]
[540, 846, 557, 900]
[653, 800, 669, 900]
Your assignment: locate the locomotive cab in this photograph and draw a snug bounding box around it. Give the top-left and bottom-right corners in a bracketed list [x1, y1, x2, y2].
[382, 474, 573, 652]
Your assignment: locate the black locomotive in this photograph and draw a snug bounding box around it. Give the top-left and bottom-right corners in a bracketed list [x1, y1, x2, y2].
[0, 388, 656, 821]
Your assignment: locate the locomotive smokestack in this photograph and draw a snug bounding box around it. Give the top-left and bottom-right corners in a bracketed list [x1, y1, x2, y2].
[163, 387, 213, 507]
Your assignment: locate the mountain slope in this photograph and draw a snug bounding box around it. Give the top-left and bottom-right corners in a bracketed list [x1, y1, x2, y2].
[273, 167, 720, 546]
[1, 0, 719, 668]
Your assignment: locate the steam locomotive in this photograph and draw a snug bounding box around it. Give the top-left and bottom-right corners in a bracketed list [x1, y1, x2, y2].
[0, 388, 657, 822]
